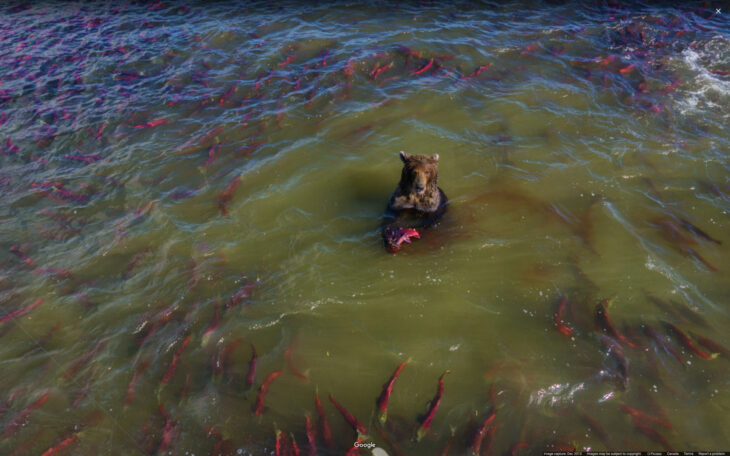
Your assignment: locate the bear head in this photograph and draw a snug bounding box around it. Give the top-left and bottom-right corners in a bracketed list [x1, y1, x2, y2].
[398, 151, 439, 195]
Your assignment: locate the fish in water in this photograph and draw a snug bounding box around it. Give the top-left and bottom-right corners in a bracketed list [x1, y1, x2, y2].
[416, 370, 450, 442]
[376, 359, 409, 424]
[329, 394, 368, 436]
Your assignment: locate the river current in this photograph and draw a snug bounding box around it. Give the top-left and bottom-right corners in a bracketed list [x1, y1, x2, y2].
[0, 2, 728, 455]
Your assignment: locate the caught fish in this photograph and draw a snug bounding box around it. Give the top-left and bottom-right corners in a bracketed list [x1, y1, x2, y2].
[384, 227, 420, 253]
[396, 228, 420, 246]
[416, 370, 450, 442]
[254, 370, 282, 416]
[376, 359, 409, 424]
[329, 394, 368, 436]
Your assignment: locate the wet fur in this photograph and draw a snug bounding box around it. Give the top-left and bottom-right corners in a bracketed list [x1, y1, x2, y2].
[382, 152, 448, 251]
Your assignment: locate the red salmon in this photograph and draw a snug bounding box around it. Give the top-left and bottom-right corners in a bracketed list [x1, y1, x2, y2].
[416, 370, 450, 442]
[376, 359, 409, 424]
[329, 394, 368, 436]
[254, 370, 282, 416]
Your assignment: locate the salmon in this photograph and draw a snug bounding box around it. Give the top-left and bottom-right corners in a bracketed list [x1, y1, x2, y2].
[416, 370, 450, 442]
[376, 360, 409, 424]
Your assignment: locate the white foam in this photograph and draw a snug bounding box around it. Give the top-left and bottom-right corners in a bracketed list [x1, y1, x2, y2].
[675, 41, 730, 115]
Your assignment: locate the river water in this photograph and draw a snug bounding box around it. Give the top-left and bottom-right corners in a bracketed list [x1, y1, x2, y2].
[1, 2, 728, 455]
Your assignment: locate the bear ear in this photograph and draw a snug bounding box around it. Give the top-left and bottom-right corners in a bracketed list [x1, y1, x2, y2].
[432, 154, 439, 161]
[399, 151, 411, 162]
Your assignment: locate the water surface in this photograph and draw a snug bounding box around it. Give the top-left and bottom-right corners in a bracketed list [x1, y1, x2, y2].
[0, 1, 729, 454]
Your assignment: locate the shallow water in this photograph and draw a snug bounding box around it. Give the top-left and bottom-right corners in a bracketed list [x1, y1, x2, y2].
[1, 1, 729, 455]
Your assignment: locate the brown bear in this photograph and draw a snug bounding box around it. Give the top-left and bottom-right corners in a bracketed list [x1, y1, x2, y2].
[382, 151, 448, 253]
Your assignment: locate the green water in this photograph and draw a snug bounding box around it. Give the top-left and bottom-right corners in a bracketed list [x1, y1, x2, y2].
[0, 2, 728, 455]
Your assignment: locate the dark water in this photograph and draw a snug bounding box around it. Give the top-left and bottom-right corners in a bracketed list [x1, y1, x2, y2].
[1, 1, 729, 455]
